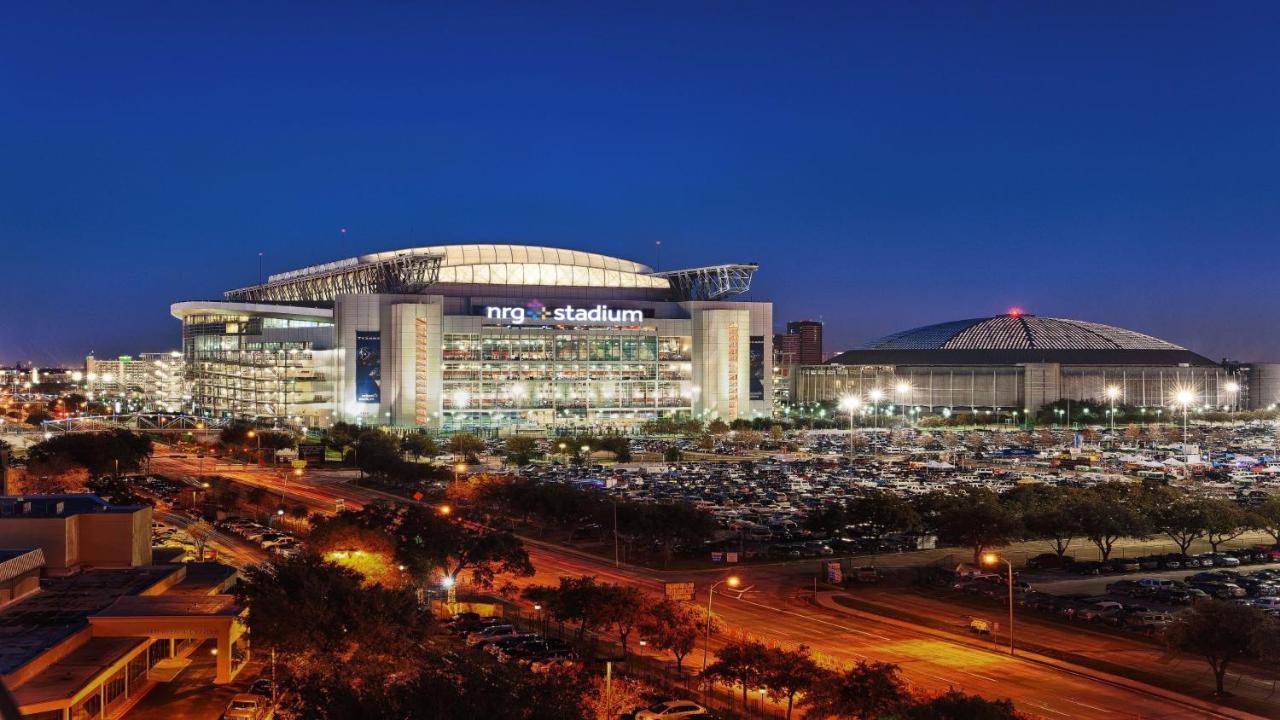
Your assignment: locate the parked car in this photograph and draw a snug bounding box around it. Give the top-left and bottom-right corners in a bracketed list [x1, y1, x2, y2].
[221, 693, 272, 720]
[1026, 553, 1072, 570]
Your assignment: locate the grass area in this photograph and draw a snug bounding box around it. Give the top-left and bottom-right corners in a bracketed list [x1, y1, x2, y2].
[831, 594, 1279, 717]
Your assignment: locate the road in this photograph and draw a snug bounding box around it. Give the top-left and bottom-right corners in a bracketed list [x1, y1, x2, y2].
[147, 449, 1265, 719]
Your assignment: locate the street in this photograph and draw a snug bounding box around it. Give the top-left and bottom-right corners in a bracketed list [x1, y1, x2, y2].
[148, 449, 1268, 719]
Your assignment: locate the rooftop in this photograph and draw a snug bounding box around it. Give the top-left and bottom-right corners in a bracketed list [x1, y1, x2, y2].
[0, 495, 147, 519]
[0, 566, 179, 676]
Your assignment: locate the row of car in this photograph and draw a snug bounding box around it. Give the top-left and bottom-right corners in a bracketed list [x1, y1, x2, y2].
[215, 517, 304, 557]
[443, 613, 578, 672]
[1035, 548, 1277, 576]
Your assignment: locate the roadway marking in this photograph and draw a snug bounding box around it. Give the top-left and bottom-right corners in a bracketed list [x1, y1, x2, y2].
[1063, 698, 1107, 712]
[729, 594, 893, 641]
[1028, 702, 1070, 716]
[959, 669, 997, 683]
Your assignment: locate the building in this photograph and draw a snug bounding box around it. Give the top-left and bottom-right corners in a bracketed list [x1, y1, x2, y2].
[0, 495, 153, 574]
[172, 244, 772, 430]
[793, 311, 1255, 414]
[84, 353, 185, 410]
[782, 320, 823, 365]
[0, 495, 247, 719]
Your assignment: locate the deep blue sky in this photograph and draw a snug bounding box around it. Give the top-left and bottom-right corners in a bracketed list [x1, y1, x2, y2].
[3, 2, 1278, 366]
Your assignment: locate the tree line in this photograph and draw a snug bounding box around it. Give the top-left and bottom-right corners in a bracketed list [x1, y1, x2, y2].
[469, 475, 718, 567]
[806, 481, 1280, 565]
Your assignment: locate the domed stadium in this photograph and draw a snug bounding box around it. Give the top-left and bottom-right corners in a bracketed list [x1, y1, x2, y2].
[174, 243, 772, 430]
[793, 310, 1244, 414]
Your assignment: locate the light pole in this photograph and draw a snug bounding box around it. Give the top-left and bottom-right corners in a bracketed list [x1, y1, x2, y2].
[981, 552, 1014, 655]
[442, 575, 456, 605]
[895, 381, 911, 424]
[868, 389, 883, 429]
[1105, 385, 1120, 433]
[1225, 381, 1240, 414]
[702, 575, 741, 671]
[1174, 387, 1194, 451]
[838, 395, 860, 462]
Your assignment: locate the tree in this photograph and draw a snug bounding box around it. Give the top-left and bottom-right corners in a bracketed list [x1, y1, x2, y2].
[702, 637, 770, 708]
[400, 432, 440, 462]
[760, 645, 824, 720]
[26, 429, 153, 479]
[802, 661, 909, 720]
[349, 502, 534, 591]
[25, 410, 53, 426]
[934, 489, 1023, 564]
[1251, 496, 1280, 543]
[1151, 493, 1206, 557]
[1012, 486, 1084, 559]
[324, 421, 361, 457]
[219, 420, 255, 448]
[845, 493, 921, 539]
[639, 599, 706, 673]
[256, 429, 297, 451]
[1164, 600, 1280, 694]
[447, 433, 486, 463]
[598, 584, 649, 657]
[503, 436, 539, 466]
[353, 430, 405, 477]
[1203, 499, 1251, 553]
[663, 446, 683, 462]
[1077, 484, 1150, 561]
[187, 520, 214, 561]
[708, 419, 729, 435]
[904, 690, 1027, 720]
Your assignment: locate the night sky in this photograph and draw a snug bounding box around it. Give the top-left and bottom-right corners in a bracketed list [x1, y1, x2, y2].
[3, 2, 1278, 366]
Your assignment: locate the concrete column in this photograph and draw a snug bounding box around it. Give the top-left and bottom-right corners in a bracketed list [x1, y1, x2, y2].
[215, 632, 232, 684]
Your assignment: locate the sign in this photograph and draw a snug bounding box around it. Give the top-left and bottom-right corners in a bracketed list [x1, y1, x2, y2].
[825, 561, 843, 585]
[710, 552, 724, 563]
[354, 332, 382, 403]
[726, 552, 739, 563]
[335, 498, 345, 512]
[298, 443, 325, 462]
[291, 459, 307, 470]
[484, 300, 643, 325]
[665, 582, 695, 602]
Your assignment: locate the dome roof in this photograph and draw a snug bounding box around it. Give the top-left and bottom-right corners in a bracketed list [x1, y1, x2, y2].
[827, 311, 1216, 368]
[358, 244, 669, 290]
[862, 313, 1184, 351]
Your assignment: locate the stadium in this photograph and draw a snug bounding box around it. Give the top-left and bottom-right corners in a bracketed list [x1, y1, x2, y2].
[172, 244, 771, 430]
[790, 310, 1271, 416]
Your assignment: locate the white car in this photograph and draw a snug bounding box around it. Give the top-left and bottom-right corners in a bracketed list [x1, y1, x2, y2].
[635, 700, 709, 719]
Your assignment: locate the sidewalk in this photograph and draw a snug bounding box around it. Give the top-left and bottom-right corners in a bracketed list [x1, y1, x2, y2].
[816, 591, 1275, 720]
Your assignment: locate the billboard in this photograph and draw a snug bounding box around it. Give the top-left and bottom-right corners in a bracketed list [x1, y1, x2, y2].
[665, 582, 695, 602]
[354, 332, 382, 403]
[749, 336, 765, 401]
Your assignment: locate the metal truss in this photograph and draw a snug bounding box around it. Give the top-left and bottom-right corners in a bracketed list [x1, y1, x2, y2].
[650, 263, 759, 300]
[224, 253, 443, 303]
[42, 413, 232, 434]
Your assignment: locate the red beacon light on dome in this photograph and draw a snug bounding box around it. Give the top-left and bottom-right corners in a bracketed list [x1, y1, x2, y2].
[1008, 307, 1024, 317]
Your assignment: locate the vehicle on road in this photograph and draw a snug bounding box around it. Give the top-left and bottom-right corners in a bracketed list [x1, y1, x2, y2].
[635, 700, 710, 719]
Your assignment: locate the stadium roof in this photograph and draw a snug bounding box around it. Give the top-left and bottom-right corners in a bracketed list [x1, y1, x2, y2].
[218, 243, 759, 302]
[828, 312, 1218, 367]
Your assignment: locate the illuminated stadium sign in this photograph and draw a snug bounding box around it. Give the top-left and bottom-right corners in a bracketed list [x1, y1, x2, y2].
[484, 300, 643, 325]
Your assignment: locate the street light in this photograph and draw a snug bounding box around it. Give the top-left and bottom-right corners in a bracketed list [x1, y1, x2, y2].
[442, 574, 457, 605]
[1105, 386, 1120, 432]
[1173, 386, 1195, 448]
[702, 575, 741, 671]
[1225, 381, 1240, 413]
[868, 388, 883, 429]
[838, 395, 860, 462]
[980, 552, 1014, 655]
[895, 381, 911, 423]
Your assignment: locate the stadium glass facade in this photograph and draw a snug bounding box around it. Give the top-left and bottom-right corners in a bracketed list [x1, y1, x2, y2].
[173, 244, 770, 431]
